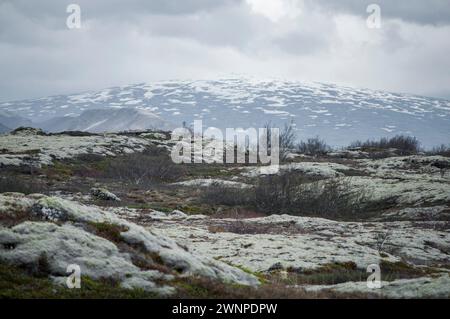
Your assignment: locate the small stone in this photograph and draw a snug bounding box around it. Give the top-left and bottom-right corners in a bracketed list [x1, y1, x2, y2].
[169, 210, 187, 219]
[268, 262, 284, 272]
[90, 188, 121, 201]
[31, 203, 69, 222]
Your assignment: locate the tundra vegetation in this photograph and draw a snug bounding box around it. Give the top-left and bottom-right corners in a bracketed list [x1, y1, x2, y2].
[0, 129, 449, 298]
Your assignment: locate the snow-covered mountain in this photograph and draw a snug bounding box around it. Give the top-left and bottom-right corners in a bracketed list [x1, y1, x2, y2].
[1, 78, 449, 147]
[0, 123, 10, 134]
[0, 110, 32, 132]
[39, 108, 174, 133]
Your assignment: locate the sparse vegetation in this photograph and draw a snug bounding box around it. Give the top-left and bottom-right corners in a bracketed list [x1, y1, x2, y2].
[1, 127, 448, 299]
[279, 122, 297, 161]
[201, 171, 371, 220]
[171, 275, 364, 299]
[207, 219, 301, 235]
[297, 136, 331, 156]
[263, 121, 297, 162]
[379, 260, 434, 281]
[87, 222, 129, 244]
[0, 262, 159, 299]
[201, 183, 252, 207]
[0, 260, 373, 299]
[428, 144, 450, 157]
[255, 175, 369, 219]
[270, 260, 437, 287]
[0, 207, 39, 227]
[0, 176, 46, 195]
[44, 145, 186, 190]
[350, 135, 421, 155]
[279, 262, 367, 286]
[101, 146, 185, 186]
[375, 230, 392, 254]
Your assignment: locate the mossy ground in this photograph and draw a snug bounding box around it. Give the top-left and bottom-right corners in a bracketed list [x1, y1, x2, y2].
[1, 135, 447, 299]
[0, 262, 373, 299]
[268, 261, 440, 286]
[0, 263, 158, 299]
[87, 222, 129, 244]
[171, 276, 369, 299]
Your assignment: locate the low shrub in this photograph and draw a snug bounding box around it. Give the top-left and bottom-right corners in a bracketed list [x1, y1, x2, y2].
[280, 262, 367, 286]
[201, 171, 369, 220]
[88, 222, 129, 244]
[0, 262, 160, 299]
[207, 220, 302, 235]
[0, 176, 46, 195]
[255, 175, 368, 219]
[297, 136, 331, 156]
[100, 147, 185, 186]
[350, 135, 420, 155]
[253, 172, 307, 214]
[263, 122, 297, 162]
[172, 276, 363, 299]
[428, 144, 450, 157]
[201, 183, 253, 207]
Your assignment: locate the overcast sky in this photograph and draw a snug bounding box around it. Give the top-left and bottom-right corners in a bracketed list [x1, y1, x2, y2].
[1, 0, 450, 101]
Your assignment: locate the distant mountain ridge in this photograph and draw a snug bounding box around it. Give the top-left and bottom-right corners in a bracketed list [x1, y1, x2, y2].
[0, 123, 10, 133]
[0, 110, 32, 132]
[39, 108, 174, 133]
[1, 78, 449, 146]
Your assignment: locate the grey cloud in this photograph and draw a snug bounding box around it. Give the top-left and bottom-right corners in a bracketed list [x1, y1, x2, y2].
[0, 0, 243, 20]
[308, 0, 450, 25]
[133, 4, 259, 49]
[272, 13, 335, 55]
[0, 0, 449, 102]
[0, 0, 250, 47]
[274, 31, 329, 55]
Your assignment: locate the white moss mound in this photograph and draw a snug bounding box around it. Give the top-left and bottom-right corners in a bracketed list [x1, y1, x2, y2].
[0, 194, 259, 295]
[150, 213, 450, 277]
[304, 274, 450, 298]
[242, 162, 353, 179]
[0, 133, 150, 167]
[0, 221, 173, 295]
[174, 179, 252, 189]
